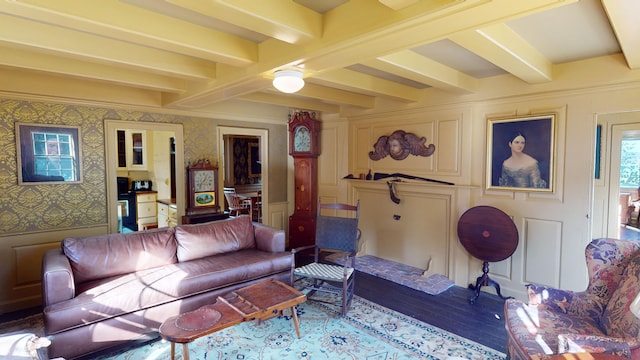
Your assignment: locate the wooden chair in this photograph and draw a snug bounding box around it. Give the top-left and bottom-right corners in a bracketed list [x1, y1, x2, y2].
[253, 190, 262, 222]
[291, 200, 360, 316]
[223, 187, 250, 216]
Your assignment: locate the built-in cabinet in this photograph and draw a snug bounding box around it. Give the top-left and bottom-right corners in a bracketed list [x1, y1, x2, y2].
[117, 129, 147, 170]
[157, 201, 177, 228]
[136, 191, 157, 229]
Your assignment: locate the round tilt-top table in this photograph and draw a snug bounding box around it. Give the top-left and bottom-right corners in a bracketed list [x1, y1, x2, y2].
[457, 206, 519, 303]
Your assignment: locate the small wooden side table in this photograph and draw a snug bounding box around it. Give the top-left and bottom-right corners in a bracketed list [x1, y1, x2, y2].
[159, 279, 306, 360]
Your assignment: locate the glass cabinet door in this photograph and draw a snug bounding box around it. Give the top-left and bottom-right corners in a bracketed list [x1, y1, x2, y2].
[131, 132, 144, 166]
[116, 129, 147, 170]
[117, 130, 126, 168]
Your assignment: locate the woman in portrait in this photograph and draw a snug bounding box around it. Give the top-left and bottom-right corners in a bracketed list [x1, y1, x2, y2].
[499, 131, 547, 188]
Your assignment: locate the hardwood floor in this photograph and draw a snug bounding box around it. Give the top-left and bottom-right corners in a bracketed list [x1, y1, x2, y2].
[619, 224, 640, 240]
[355, 270, 507, 353]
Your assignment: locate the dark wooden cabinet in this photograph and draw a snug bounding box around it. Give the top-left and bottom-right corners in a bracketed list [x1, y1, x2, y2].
[182, 212, 229, 224]
[288, 111, 320, 249]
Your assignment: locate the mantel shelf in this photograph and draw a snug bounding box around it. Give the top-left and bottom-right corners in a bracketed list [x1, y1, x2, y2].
[345, 178, 479, 190]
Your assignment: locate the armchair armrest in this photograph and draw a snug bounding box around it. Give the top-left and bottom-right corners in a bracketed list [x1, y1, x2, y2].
[291, 245, 315, 255]
[558, 333, 632, 358]
[253, 222, 285, 252]
[526, 284, 574, 313]
[41, 249, 75, 307]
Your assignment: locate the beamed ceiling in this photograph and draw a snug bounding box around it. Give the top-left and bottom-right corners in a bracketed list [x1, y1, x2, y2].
[0, 0, 637, 115]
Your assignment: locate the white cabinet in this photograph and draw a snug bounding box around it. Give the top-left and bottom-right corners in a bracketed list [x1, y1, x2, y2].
[117, 129, 147, 170]
[136, 192, 157, 229]
[157, 202, 177, 228]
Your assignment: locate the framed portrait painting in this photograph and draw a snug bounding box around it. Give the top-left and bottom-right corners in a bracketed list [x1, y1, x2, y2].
[486, 114, 555, 192]
[16, 123, 82, 185]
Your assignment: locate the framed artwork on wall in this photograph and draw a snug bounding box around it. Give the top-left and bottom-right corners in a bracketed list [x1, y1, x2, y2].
[486, 114, 555, 192]
[248, 141, 261, 177]
[16, 123, 82, 185]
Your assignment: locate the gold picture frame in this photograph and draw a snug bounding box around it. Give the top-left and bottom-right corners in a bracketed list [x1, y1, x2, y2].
[486, 114, 555, 192]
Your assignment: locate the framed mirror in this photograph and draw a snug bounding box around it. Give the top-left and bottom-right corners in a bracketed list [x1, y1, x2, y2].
[16, 123, 82, 184]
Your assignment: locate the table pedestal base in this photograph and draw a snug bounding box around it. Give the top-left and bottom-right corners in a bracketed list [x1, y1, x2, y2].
[468, 261, 512, 304]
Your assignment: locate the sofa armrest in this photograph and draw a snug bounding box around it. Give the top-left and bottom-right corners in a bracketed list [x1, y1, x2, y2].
[558, 333, 632, 358]
[41, 249, 75, 307]
[253, 222, 285, 252]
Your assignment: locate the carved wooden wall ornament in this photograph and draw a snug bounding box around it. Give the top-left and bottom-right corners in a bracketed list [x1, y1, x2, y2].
[368, 130, 435, 160]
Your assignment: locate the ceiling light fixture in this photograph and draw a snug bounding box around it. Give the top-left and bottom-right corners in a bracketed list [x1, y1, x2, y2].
[273, 70, 304, 93]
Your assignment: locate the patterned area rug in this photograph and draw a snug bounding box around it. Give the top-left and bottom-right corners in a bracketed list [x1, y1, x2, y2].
[0, 293, 504, 360]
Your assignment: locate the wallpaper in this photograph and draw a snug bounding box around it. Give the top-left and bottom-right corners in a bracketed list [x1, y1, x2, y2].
[0, 98, 214, 234]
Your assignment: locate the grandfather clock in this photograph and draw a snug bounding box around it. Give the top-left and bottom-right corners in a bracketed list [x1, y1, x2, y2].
[288, 111, 320, 249]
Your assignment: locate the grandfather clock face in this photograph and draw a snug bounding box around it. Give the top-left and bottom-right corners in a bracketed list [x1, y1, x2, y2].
[293, 126, 311, 153]
[193, 170, 215, 192]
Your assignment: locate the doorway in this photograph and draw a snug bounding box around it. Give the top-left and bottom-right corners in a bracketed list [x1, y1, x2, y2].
[105, 120, 185, 234]
[594, 111, 640, 240]
[217, 127, 268, 224]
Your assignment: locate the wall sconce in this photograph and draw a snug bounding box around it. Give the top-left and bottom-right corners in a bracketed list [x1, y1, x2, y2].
[273, 70, 304, 93]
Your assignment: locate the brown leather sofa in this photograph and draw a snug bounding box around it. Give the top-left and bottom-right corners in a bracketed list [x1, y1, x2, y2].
[41, 215, 291, 359]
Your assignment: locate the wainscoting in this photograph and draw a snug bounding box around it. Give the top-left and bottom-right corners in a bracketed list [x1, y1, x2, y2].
[349, 180, 476, 287]
[0, 225, 109, 314]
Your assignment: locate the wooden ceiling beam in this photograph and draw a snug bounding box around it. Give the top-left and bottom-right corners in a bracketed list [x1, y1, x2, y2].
[602, 0, 640, 69]
[303, 0, 574, 72]
[450, 23, 553, 83]
[288, 83, 376, 108]
[168, 0, 322, 44]
[0, 46, 187, 93]
[367, 50, 478, 94]
[2, 0, 257, 66]
[0, 14, 216, 81]
[311, 68, 422, 102]
[238, 92, 341, 114]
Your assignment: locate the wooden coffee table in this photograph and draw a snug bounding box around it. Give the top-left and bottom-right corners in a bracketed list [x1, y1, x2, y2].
[159, 279, 306, 360]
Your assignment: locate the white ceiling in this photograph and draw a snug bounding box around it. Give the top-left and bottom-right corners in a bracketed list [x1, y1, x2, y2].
[0, 0, 637, 115]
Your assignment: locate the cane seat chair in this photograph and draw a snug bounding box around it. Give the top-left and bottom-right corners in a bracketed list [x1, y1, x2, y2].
[253, 190, 262, 222]
[223, 187, 250, 216]
[291, 200, 360, 316]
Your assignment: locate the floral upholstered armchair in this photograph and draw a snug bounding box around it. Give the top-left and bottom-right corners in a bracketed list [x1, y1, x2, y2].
[504, 238, 640, 359]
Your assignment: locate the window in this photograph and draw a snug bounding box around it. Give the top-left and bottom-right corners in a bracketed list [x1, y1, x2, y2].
[620, 138, 640, 187]
[32, 132, 77, 180]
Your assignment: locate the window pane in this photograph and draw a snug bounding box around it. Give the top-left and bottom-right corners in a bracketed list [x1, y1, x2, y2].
[30, 130, 78, 181]
[620, 139, 640, 187]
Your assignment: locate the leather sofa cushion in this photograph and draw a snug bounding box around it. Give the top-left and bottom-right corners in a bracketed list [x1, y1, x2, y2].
[44, 249, 291, 334]
[63, 227, 177, 284]
[175, 215, 256, 262]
